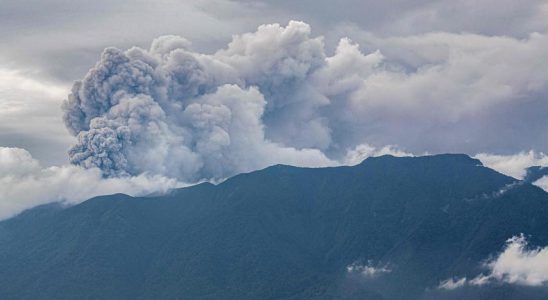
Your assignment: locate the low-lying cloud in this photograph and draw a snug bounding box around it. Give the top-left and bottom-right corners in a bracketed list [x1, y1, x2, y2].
[346, 261, 392, 278]
[439, 235, 548, 289]
[534, 177, 548, 193]
[484, 235, 548, 286]
[0, 147, 183, 220]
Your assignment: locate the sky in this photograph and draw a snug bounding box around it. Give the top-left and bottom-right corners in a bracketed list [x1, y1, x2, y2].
[0, 0, 547, 218]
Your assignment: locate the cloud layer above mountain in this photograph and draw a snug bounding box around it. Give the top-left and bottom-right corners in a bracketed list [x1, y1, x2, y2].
[1, 3, 547, 218]
[62, 21, 548, 182]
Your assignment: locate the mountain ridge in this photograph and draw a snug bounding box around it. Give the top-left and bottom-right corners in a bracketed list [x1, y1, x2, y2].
[0, 153, 547, 299]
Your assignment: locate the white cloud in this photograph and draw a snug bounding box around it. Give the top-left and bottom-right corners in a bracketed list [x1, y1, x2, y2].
[475, 151, 548, 179]
[346, 261, 391, 278]
[0, 147, 184, 220]
[0, 0, 269, 81]
[342, 143, 414, 166]
[534, 176, 548, 192]
[438, 277, 467, 290]
[334, 31, 548, 153]
[486, 235, 548, 286]
[439, 235, 548, 289]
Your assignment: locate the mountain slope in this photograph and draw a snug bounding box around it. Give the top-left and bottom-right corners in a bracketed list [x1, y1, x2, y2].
[1, 154, 547, 299]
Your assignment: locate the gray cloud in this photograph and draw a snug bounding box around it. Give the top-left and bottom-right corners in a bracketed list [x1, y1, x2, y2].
[4, 0, 546, 83]
[1, 0, 547, 170]
[246, 0, 548, 37]
[0, 0, 268, 82]
[62, 21, 548, 181]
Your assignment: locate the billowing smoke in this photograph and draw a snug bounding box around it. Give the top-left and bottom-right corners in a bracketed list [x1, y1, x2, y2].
[63, 22, 338, 181]
[63, 21, 548, 182]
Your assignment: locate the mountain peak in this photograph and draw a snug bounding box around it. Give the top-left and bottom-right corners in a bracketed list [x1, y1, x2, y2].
[359, 153, 483, 167]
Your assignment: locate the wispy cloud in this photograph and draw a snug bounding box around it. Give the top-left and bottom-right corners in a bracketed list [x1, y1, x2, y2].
[438, 277, 467, 290]
[346, 261, 392, 278]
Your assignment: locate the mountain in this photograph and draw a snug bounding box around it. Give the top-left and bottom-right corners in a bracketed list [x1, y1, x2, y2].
[1, 154, 547, 299]
[524, 166, 548, 183]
